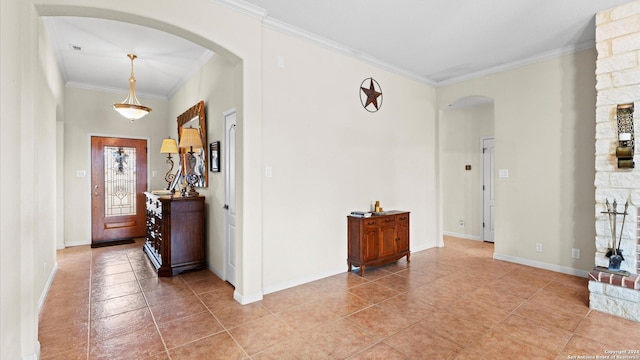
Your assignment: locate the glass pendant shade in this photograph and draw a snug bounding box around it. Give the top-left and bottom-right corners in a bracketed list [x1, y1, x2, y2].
[113, 54, 152, 122]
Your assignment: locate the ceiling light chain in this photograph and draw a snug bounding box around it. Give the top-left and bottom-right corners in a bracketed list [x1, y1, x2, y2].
[112, 54, 152, 122]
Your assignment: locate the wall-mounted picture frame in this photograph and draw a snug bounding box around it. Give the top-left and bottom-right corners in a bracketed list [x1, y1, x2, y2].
[210, 141, 220, 172]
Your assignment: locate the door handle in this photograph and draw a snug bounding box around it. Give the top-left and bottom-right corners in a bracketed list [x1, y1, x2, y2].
[223, 204, 229, 210]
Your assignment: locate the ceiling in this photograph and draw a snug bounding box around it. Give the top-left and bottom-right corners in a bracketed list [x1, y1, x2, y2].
[44, 0, 631, 99]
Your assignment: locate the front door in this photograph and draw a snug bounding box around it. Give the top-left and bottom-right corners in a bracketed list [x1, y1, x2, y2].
[91, 136, 147, 246]
[223, 109, 237, 285]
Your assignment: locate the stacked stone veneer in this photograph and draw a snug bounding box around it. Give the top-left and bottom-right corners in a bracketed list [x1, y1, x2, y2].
[592, 0, 640, 322]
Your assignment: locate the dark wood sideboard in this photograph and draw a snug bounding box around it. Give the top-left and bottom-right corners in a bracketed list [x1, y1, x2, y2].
[347, 211, 410, 276]
[144, 192, 206, 276]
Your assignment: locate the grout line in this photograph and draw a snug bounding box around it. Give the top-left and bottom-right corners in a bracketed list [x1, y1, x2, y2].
[86, 252, 93, 360]
[128, 246, 173, 360]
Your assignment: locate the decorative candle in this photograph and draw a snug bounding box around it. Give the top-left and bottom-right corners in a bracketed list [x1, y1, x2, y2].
[619, 133, 632, 141]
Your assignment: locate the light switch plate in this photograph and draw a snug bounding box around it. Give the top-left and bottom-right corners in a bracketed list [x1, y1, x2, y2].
[498, 169, 509, 178]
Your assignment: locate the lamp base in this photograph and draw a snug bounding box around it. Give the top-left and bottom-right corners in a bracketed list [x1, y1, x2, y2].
[181, 185, 199, 197]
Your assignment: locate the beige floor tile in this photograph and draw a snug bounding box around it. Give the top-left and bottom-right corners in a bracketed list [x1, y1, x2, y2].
[463, 329, 556, 360]
[383, 323, 463, 360]
[90, 307, 155, 341]
[277, 300, 341, 333]
[229, 314, 296, 355]
[169, 332, 246, 360]
[88, 323, 165, 360]
[347, 342, 409, 360]
[348, 281, 399, 304]
[158, 311, 224, 349]
[304, 319, 377, 359]
[418, 310, 489, 347]
[313, 292, 372, 317]
[376, 292, 434, 320]
[148, 294, 208, 324]
[513, 300, 584, 332]
[492, 314, 573, 353]
[90, 292, 148, 319]
[252, 335, 330, 360]
[575, 310, 640, 349]
[40, 236, 635, 360]
[346, 305, 410, 339]
[212, 301, 272, 329]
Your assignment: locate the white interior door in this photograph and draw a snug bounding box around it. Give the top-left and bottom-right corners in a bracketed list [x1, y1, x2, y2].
[482, 138, 495, 242]
[223, 109, 237, 285]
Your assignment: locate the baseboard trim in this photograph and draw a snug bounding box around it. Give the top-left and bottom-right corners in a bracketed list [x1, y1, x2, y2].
[64, 240, 90, 247]
[233, 289, 263, 305]
[262, 266, 346, 296]
[38, 262, 58, 314]
[493, 252, 589, 278]
[443, 231, 482, 241]
[21, 341, 39, 360]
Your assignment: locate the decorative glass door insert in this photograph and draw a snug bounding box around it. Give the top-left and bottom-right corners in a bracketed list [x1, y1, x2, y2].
[104, 146, 137, 217]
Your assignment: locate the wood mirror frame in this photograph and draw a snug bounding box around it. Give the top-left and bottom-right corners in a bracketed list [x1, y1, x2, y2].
[177, 100, 208, 188]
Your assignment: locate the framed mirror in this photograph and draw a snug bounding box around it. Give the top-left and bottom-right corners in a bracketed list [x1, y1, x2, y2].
[177, 100, 208, 188]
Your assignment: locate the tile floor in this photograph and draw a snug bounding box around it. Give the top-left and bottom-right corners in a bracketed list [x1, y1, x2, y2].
[39, 236, 640, 359]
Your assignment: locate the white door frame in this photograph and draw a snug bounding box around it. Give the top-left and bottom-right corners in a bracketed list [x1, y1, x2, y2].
[481, 137, 495, 242]
[222, 108, 237, 285]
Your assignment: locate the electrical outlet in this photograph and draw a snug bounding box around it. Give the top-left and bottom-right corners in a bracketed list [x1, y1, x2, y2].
[459, 220, 464, 228]
[536, 243, 543, 252]
[572, 248, 580, 259]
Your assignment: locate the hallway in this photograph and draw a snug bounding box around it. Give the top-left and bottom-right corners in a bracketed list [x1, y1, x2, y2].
[39, 237, 640, 359]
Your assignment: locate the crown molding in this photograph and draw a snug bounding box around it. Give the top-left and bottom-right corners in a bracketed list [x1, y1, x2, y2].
[436, 40, 596, 87]
[262, 17, 437, 87]
[209, 0, 268, 19]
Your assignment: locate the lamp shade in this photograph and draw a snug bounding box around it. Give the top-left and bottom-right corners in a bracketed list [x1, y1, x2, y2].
[179, 128, 203, 149]
[160, 138, 179, 154]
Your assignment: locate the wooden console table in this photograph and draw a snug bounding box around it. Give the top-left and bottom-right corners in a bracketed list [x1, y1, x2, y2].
[347, 211, 410, 276]
[144, 192, 206, 276]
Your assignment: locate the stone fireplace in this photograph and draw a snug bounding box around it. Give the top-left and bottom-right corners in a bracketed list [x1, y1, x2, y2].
[591, 0, 640, 322]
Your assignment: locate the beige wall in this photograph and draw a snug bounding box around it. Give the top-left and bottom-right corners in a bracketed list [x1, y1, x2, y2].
[441, 103, 494, 239]
[168, 54, 238, 279]
[438, 49, 598, 275]
[260, 27, 439, 292]
[1, 2, 65, 357]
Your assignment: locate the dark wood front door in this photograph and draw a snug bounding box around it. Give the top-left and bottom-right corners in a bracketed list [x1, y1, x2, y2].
[91, 136, 147, 246]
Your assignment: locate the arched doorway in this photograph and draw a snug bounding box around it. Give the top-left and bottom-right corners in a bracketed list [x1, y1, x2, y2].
[440, 95, 495, 243]
[35, 0, 265, 304]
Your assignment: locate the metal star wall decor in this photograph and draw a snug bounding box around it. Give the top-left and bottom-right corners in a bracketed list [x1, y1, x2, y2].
[360, 77, 383, 112]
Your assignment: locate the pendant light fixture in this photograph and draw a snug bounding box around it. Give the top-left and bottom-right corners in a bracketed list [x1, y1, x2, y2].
[113, 54, 152, 122]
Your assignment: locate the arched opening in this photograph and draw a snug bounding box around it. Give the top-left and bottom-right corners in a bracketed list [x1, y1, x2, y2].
[440, 95, 495, 245]
[34, 1, 263, 303]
